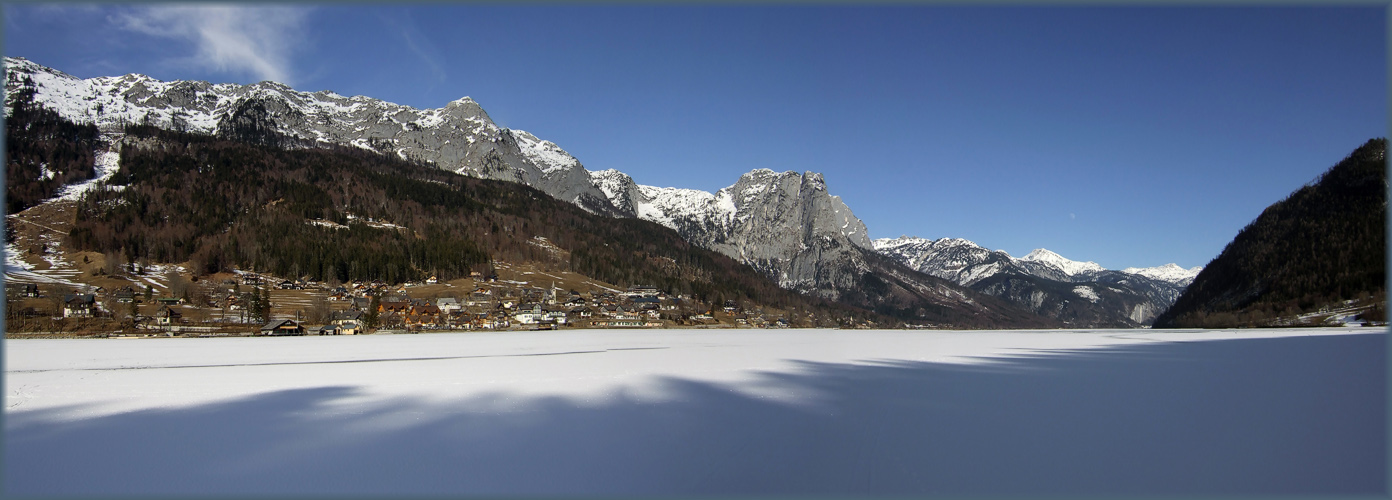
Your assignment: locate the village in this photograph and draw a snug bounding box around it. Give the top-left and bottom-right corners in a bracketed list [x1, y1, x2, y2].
[4, 261, 805, 337]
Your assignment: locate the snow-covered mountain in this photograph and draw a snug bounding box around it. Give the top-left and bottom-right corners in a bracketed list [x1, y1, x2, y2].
[873, 236, 1200, 288]
[1121, 263, 1203, 287]
[5, 56, 993, 320]
[1018, 248, 1106, 278]
[872, 236, 1202, 326]
[6, 56, 1196, 328]
[3, 56, 620, 215]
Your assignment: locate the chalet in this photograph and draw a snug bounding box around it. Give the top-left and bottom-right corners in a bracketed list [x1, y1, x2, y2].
[408, 304, 441, 328]
[277, 280, 298, 290]
[426, 275, 439, 284]
[154, 305, 182, 326]
[315, 324, 340, 335]
[63, 294, 96, 318]
[22, 283, 40, 297]
[379, 301, 410, 314]
[157, 297, 182, 306]
[331, 310, 364, 325]
[338, 321, 361, 335]
[241, 274, 261, 285]
[350, 297, 372, 311]
[261, 319, 305, 336]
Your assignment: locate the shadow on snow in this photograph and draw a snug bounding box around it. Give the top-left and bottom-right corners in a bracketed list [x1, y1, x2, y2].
[5, 334, 1385, 496]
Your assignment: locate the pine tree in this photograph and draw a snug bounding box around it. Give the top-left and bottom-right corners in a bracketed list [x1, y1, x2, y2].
[364, 295, 381, 331]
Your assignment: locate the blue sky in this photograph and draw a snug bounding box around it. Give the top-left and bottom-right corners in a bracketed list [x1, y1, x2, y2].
[5, 4, 1386, 270]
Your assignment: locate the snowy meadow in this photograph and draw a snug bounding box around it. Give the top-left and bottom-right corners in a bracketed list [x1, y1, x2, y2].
[5, 327, 1385, 496]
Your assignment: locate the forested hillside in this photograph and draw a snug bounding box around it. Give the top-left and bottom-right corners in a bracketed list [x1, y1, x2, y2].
[5, 81, 101, 214]
[1153, 139, 1387, 328]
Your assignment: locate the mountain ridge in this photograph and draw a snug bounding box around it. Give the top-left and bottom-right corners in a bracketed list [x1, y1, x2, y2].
[6, 56, 1199, 328]
[871, 235, 1200, 326]
[1153, 138, 1386, 328]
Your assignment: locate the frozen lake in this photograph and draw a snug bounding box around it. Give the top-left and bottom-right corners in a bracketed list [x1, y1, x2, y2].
[5, 327, 1385, 495]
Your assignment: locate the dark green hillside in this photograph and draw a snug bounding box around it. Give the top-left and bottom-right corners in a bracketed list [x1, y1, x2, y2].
[5, 82, 102, 214]
[1153, 139, 1387, 328]
[61, 124, 883, 322]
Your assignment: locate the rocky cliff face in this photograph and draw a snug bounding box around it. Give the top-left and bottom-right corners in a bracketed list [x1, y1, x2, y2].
[591, 168, 876, 298]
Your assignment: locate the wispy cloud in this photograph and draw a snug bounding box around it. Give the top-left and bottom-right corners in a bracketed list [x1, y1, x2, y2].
[110, 5, 311, 85]
[378, 11, 447, 88]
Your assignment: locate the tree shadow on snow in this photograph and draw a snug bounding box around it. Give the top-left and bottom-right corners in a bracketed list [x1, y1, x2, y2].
[5, 334, 1385, 496]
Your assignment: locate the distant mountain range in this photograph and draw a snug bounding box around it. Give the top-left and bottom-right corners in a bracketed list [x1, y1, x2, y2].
[873, 236, 1200, 326]
[6, 56, 1210, 327]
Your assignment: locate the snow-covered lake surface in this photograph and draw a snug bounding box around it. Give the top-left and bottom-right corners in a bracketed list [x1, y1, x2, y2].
[5, 327, 1385, 495]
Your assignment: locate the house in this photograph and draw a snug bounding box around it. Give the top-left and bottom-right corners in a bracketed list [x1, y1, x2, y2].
[113, 286, 136, 303]
[407, 304, 441, 329]
[63, 294, 96, 318]
[277, 280, 298, 290]
[261, 319, 306, 336]
[467, 290, 494, 307]
[338, 321, 361, 335]
[425, 275, 439, 284]
[331, 310, 364, 325]
[378, 301, 410, 315]
[153, 305, 182, 329]
[436, 297, 461, 314]
[315, 324, 340, 335]
[350, 297, 372, 311]
[22, 283, 40, 297]
[513, 304, 545, 325]
[626, 285, 659, 298]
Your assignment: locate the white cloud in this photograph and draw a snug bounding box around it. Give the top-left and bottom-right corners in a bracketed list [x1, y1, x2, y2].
[111, 5, 311, 85]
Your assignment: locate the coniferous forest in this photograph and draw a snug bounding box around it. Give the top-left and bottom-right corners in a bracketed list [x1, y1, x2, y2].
[5, 82, 101, 214]
[60, 123, 892, 323]
[1153, 139, 1387, 328]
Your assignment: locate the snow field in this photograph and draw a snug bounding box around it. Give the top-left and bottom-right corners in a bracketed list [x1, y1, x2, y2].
[4, 327, 1385, 495]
